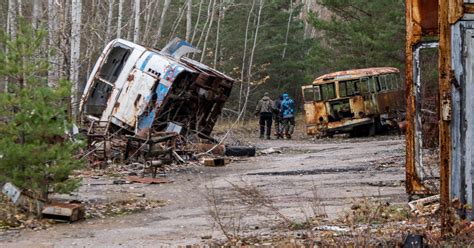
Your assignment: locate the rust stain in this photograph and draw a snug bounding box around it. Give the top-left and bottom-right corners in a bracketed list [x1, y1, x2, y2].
[405, 0, 438, 197]
[439, 0, 454, 235]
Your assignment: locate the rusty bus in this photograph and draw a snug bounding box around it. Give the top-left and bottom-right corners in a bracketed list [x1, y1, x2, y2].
[301, 67, 404, 137]
[79, 38, 234, 138]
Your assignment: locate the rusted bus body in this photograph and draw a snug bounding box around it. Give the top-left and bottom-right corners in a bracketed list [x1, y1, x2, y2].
[79, 39, 234, 138]
[302, 67, 404, 136]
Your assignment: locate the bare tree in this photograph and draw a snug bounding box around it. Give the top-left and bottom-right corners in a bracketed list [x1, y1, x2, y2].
[154, 0, 171, 45]
[213, 1, 222, 68]
[48, 0, 59, 87]
[17, 0, 23, 16]
[70, 0, 82, 119]
[105, 0, 115, 44]
[169, 2, 187, 41]
[191, 0, 204, 44]
[282, 0, 293, 59]
[243, 0, 264, 115]
[32, 0, 42, 30]
[117, 0, 124, 38]
[143, 0, 161, 43]
[5, 0, 18, 91]
[199, 0, 217, 62]
[194, 0, 212, 56]
[7, 0, 17, 40]
[238, 0, 256, 112]
[186, 0, 192, 41]
[133, 0, 140, 43]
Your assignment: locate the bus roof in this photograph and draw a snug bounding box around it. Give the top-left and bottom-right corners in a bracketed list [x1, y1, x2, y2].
[313, 67, 400, 85]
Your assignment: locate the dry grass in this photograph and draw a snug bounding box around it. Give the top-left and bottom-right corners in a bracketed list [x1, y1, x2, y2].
[213, 114, 307, 141]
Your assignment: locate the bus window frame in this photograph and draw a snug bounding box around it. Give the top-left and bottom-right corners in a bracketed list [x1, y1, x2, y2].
[359, 77, 370, 94]
[320, 82, 336, 101]
[303, 86, 321, 102]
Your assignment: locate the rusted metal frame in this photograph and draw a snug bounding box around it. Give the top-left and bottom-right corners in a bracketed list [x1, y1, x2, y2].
[438, 0, 454, 234]
[405, 0, 433, 196]
[413, 42, 439, 184]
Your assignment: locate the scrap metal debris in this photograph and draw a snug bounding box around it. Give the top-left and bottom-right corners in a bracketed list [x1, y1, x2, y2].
[408, 195, 440, 216]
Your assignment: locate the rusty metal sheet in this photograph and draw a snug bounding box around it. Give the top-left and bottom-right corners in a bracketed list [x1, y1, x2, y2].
[313, 67, 399, 85]
[42, 203, 85, 222]
[350, 96, 365, 118]
[438, 0, 456, 233]
[326, 117, 373, 132]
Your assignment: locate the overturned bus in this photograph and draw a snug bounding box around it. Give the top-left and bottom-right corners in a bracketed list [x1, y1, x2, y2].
[79, 38, 234, 139]
[301, 67, 404, 137]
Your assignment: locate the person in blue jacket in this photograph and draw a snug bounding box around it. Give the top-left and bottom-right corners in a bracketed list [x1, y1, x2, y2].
[281, 93, 295, 139]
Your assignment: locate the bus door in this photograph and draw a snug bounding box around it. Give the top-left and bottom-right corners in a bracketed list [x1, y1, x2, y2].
[302, 85, 326, 134]
[363, 77, 379, 115]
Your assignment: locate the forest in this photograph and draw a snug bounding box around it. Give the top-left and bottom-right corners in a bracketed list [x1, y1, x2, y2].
[0, 0, 405, 117]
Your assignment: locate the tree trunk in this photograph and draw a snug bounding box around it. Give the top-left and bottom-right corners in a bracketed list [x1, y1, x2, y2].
[17, 0, 22, 16]
[199, 0, 217, 63]
[133, 0, 140, 43]
[32, 0, 41, 30]
[186, 0, 192, 42]
[191, 0, 204, 44]
[154, 0, 171, 45]
[282, 0, 293, 59]
[105, 0, 115, 44]
[239, 0, 256, 113]
[117, 0, 124, 38]
[7, 0, 17, 40]
[244, 0, 264, 116]
[48, 0, 59, 87]
[70, 0, 82, 120]
[59, 0, 68, 79]
[194, 0, 212, 57]
[143, 0, 161, 43]
[5, 0, 17, 92]
[169, 2, 187, 42]
[213, 2, 222, 68]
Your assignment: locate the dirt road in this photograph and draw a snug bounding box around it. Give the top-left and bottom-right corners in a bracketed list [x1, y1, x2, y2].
[0, 136, 407, 247]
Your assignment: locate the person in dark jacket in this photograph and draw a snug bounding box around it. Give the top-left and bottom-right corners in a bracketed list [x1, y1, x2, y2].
[273, 94, 284, 139]
[281, 93, 296, 139]
[255, 92, 274, 139]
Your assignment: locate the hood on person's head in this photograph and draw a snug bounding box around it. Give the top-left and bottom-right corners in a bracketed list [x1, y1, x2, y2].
[283, 93, 289, 100]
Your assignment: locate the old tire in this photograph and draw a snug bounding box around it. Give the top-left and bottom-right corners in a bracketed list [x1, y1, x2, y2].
[225, 146, 256, 157]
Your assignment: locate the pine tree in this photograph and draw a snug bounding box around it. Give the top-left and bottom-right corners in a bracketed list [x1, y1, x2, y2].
[0, 19, 83, 201]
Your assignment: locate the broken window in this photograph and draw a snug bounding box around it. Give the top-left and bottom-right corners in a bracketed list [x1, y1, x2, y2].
[84, 79, 113, 116]
[339, 80, 360, 97]
[359, 78, 370, 93]
[99, 44, 132, 84]
[320, 83, 336, 100]
[303, 86, 321, 102]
